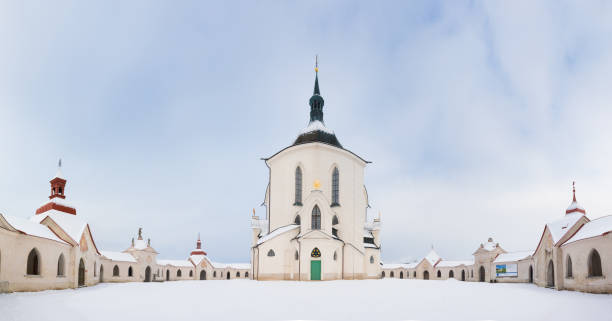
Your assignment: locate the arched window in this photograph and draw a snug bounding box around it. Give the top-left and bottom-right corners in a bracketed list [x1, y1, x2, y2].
[390, 271, 394, 278]
[213, 271, 217, 277]
[413, 271, 416, 277]
[332, 215, 339, 225]
[333, 251, 337, 261]
[27, 248, 40, 275]
[267, 249, 275, 257]
[57, 254, 65, 276]
[245, 272, 249, 278]
[437, 270, 441, 278]
[94, 262, 97, 277]
[331, 167, 339, 206]
[470, 270, 473, 278]
[566, 255, 573, 278]
[294, 215, 301, 225]
[294, 167, 302, 205]
[449, 270, 454, 278]
[177, 269, 182, 277]
[588, 249, 603, 277]
[294, 250, 299, 260]
[189, 270, 193, 277]
[370, 256, 374, 264]
[311, 205, 321, 230]
[113, 265, 119, 277]
[128, 266, 133, 277]
[236, 271, 240, 277]
[400, 271, 404, 279]
[382, 271, 385, 278]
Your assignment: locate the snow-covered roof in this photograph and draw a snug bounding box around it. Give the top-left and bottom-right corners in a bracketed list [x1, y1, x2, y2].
[101, 251, 137, 263]
[424, 249, 441, 266]
[40, 198, 75, 210]
[133, 239, 148, 250]
[482, 241, 497, 251]
[31, 210, 87, 244]
[157, 260, 194, 268]
[209, 262, 251, 269]
[189, 254, 207, 265]
[494, 251, 533, 263]
[364, 243, 379, 248]
[435, 260, 473, 268]
[2, 214, 68, 244]
[565, 215, 612, 245]
[566, 201, 584, 213]
[256, 224, 299, 245]
[546, 212, 584, 244]
[300, 120, 334, 134]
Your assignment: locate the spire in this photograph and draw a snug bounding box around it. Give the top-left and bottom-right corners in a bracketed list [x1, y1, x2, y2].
[196, 233, 202, 249]
[138, 227, 143, 240]
[566, 181, 586, 215]
[309, 55, 324, 122]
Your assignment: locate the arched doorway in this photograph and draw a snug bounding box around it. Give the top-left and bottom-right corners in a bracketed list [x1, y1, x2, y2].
[78, 259, 86, 287]
[381, 271, 385, 278]
[200, 270, 206, 280]
[226, 271, 230, 280]
[449, 270, 454, 278]
[423, 271, 429, 280]
[528, 265, 533, 283]
[461, 270, 465, 281]
[546, 261, 555, 288]
[145, 266, 151, 282]
[166, 270, 170, 281]
[400, 271, 403, 279]
[100, 265, 104, 282]
[479, 266, 485, 282]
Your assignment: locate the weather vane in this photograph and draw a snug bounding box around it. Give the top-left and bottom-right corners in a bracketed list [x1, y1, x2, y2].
[315, 55, 319, 73]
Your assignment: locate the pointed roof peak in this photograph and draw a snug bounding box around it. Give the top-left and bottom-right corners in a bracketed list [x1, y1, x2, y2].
[566, 181, 586, 215]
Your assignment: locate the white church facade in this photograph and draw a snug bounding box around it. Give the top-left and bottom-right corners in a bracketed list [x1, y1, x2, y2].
[250, 67, 381, 280]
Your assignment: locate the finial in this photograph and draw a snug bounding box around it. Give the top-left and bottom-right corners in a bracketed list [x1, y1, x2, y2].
[572, 181, 576, 202]
[131, 237, 134, 246]
[147, 238, 151, 246]
[252, 208, 256, 216]
[138, 227, 143, 240]
[315, 55, 319, 73]
[58, 158, 62, 168]
[198, 232, 201, 241]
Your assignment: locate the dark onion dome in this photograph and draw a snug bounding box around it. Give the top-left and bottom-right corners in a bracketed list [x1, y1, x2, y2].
[293, 70, 342, 148]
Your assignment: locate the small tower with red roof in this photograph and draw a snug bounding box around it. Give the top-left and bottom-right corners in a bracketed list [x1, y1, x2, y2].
[566, 181, 586, 215]
[190, 233, 207, 256]
[35, 159, 77, 215]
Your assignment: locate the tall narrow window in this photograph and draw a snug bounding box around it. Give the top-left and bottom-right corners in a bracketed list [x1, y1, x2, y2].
[294, 167, 302, 206]
[113, 265, 119, 276]
[57, 254, 65, 276]
[177, 269, 182, 277]
[566, 256, 573, 278]
[27, 248, 40, 275]
[267, 249, 275, 257]
[294, 215, 301, 225]
[331, 167, 339, 206]
[588, 249, 603, 277]
[311, 205, 321, 230]
[128, 266, 133, 277]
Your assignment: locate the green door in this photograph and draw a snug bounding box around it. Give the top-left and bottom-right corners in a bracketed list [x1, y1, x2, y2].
[311, 260, 321, 280]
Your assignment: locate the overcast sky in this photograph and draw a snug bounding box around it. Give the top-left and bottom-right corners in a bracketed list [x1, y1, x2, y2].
[1, 1, 612, 263]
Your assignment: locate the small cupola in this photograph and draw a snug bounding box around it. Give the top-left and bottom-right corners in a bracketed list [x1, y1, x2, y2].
[566, 181, 586, 215]
[50, 159, 67, 200]
[190, 233, 207, 256]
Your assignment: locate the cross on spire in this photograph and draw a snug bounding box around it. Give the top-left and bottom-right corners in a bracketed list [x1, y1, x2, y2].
[572, 181, 576, 202]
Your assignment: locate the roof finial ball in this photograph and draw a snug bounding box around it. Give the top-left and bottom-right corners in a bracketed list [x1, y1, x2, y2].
[315, 54, 319, 73]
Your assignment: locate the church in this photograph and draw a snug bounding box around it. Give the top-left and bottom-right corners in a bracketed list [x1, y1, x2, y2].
[250, 65, 382, 280]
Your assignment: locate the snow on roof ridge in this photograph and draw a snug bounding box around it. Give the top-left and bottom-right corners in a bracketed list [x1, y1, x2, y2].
[494, 250, 534, 263]
[546, 212, 584, 244]
[30, 210, 87, 244]
[424, 249, 441, 265]
[256, 224, 299, 245]
[3, 214, 68, 244]
[565, 214, 612, 245]
[435, 260, 474, 267]
[40, 198, 76, 210]
[300, 120, 334, 135]
[100, 250, 137, 263]
[157, 259, 194, 267]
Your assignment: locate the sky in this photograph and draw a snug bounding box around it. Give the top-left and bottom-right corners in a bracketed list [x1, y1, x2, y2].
[1, 1, 612, 263]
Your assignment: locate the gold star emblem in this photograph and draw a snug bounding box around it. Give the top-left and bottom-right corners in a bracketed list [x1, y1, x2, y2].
[314, 179, 321, 189]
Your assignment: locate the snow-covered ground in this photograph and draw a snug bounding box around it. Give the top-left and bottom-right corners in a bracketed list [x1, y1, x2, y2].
[1, 279, 610, 321]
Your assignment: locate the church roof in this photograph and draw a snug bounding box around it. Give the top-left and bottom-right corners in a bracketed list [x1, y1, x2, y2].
[2, 213, 68, 244]
[564, 215, 612, 245]
[493, 251, 533, 263]
[424, 248, 441, 266]
[292, 66, 343, 149]
[100, 250, 137, 263]
[31, 210, 87, 244]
